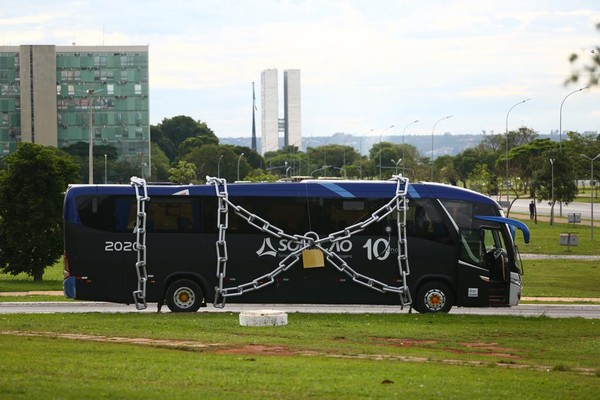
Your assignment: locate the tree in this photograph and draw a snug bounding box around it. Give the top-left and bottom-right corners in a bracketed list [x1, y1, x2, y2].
[565, 22, 600, 87]
[467, 163, 495, 195]
[454, 148, 487, 188]
[150, 142, 171, 182]
[62, 142, 119, 183]
[245, 169, 278, 182]
[0, 143, 79, 280]
[435, 155, 460, 186]
[153, 115, 218, 162]
[533, 149, 578, 225]
[508, 138, 556, 196]
[181, 144, 241, 182]
[304, 144, 360, 178]
[168, 160, 197, 184]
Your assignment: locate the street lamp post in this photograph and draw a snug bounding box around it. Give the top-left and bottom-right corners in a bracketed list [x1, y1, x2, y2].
[560, 86, 589, 150]
[431, 115, 453, 181]
[104, 154, 107, 184]
[87, 89, 95, 184]
[379, 125, 395, 179]
[391, 158, 402, 174]
[217, 155, 223, 178]
[83, 88, 106, 184]
[505, 99, 530, 203]
[581, 153, 600, 240]
[311, 165, 331, 177]
[402, 120, 418, 174]
[285, 161, 292, 178]
[549, 158, 555, 226]
[237, 153, 244, 181]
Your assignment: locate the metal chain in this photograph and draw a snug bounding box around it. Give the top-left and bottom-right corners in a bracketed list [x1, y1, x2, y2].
[207, 176, 411, 307]
[130, 176, 149, 310]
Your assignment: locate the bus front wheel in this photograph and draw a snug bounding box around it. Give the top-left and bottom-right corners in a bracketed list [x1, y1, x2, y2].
[414, 281, 453, 313]
[165, 279, 203, 312]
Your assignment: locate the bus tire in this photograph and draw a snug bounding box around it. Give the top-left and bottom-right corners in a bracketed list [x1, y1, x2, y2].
[165, 279, 203, 312]
[414, 281, 453, 313]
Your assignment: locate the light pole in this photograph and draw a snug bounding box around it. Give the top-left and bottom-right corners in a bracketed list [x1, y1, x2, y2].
[549, 158, 555, 226]
[379, 125, 395, 179]
[505, 99, 530, 203]
[86, 89, 96, 184]
[104, 154, 107, 184]
[285, 161, 291, 178]
[217, 155, 223, 178]
[237, 153, 244, 181]
[391, 158, 402, 174]
[431, 115, 452, 181]
[560, 86, 589, 150]
[402, 120, 418, 173]
[581, 153, 600, 240]
[311, 165, 331, 177]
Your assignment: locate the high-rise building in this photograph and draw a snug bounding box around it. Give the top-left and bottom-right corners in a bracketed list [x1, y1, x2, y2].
[260, 68, 301, 155]
[260, 69, 279, 155]
[0, 44, 149, 175]
[284, 69, 301, 150]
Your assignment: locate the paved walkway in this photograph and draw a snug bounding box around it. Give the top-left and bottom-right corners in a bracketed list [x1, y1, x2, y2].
[0, 291, 64, 297]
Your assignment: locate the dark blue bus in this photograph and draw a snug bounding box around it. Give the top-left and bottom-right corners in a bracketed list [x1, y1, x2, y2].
[63, 177, 529, 313]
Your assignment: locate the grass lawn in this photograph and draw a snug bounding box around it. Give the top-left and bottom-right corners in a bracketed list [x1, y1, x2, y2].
[522, 258, 600, 298]
[511, 216, 600, 255]
[0, 313, 599, 399]
[0, 219, 599, 398]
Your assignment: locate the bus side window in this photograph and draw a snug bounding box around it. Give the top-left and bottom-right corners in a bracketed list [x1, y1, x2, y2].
[145, 197, 199, 233]
[406, 200, 453, 244]
[78, 195, 124, 232]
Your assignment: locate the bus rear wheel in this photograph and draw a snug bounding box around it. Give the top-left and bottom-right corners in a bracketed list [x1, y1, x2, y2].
[166, 279, 203, 312]
[414, 281, 453, 313]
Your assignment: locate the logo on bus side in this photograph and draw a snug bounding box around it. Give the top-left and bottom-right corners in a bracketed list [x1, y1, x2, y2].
[256, 238, 278, 257]
[255, 237, 393, 261]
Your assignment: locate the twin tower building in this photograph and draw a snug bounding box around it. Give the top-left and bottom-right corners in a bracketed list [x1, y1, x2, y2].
[260, 69, 301, 155]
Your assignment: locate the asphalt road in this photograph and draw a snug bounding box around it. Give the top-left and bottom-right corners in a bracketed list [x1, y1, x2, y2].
[506, 199, 595, 221]
[1, 301, 599, 318]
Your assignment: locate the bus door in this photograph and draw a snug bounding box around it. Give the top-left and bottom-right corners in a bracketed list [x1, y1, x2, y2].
[455, 226, 489, 307]
[479, 226, 511, 306]
[456, 224, 509, 307]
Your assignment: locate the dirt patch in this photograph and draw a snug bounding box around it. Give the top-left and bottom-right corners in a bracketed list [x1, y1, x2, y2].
[214, 344, 295, 356]
[458, 341, 521, 359]
[2, 330, 595, 376]
[372, 337, 521, 359]
[373, 337, 438, 347]
[1, 330, 225, 351]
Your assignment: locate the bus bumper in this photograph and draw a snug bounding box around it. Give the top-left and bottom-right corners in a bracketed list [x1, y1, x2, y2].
[63, 277, 76, 299]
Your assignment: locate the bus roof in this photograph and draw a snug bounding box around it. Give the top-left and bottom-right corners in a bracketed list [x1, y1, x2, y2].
[65, 180, 500, 208]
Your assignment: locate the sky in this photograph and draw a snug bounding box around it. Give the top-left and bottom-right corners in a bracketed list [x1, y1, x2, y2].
[1, 0, 599, 140]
